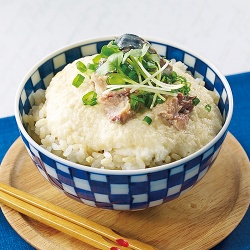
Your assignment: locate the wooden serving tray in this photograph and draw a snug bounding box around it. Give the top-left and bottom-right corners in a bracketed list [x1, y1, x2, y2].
[0, 133, 249, 250]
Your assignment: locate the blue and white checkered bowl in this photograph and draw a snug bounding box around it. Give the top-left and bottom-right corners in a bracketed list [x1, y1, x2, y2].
[15, 36, 233, 210]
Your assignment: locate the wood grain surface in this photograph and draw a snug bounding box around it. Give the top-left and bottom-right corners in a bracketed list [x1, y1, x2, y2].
[0, 133, 249, 250]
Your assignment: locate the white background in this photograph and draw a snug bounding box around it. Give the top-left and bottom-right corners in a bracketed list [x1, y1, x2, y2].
[1, 0, 250, 118]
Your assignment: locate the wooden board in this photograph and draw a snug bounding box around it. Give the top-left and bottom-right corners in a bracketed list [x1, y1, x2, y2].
[0, 133, 249, 250]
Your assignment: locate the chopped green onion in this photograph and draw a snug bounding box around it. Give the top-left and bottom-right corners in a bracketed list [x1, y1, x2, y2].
[205, 104, 212, 112]
[82, 91, 98, 106]
[76, 61, 87, 73]
[156, 94, 165, 104]
[72, 74, 85, 88]
[143, 116, 152, 125]
[88, 63, 99, 71]
[92, 54, 101, 64]
[193, 97, 200, 106]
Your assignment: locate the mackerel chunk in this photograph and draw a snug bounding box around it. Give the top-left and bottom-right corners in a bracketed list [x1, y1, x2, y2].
[92, 74, 134, 124]
[98, 89, 135, 124]
[153, 93, 195, 130]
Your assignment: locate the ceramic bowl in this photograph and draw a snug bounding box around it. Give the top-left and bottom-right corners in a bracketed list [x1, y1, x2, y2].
[15, 36, 233, 210]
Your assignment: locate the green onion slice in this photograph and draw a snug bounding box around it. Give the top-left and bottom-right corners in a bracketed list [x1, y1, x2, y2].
[92, 54, 101, 64]
[193, 97, 200, 106]
[143, 116, 152, 125]
[72, 74, 85, 88]
[205, 104, 212, 112]
[76, 61, 87, 73]
[82, 91, 98, 106]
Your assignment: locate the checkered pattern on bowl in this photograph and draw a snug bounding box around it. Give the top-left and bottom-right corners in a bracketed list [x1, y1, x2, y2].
[15, 36, 233, 210]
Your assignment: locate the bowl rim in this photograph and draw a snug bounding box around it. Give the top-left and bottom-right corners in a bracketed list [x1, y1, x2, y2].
[14, 35, 233, 175]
